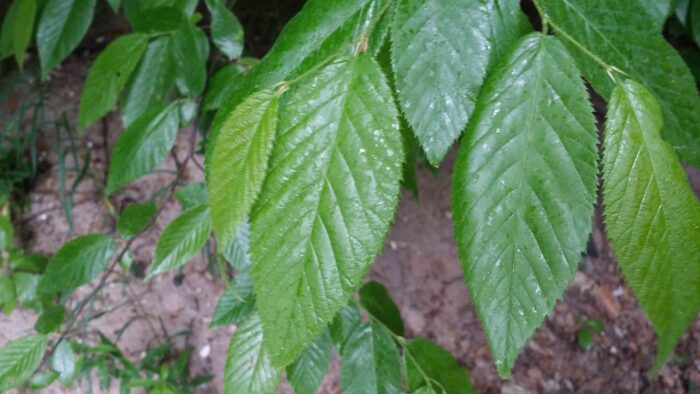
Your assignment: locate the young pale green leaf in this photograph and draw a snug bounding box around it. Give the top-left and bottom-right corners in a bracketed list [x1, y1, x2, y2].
[0, 335, 47, 391]
[286, 331, 332, 394]
[51, 341, 77, 384]
[452, 33, 597, 377]
[172, 21, 207, 97]
[78, 33, 148, 130]
[0, 1, 19, 60]
[405, 338, 475, 394]
[202, 63, 247, 112]
[206, 0, 391, 169]
[29, 371, 59, 390]
[35, 305, 65, 334]
[147, 205, 211, 278]
[224, 314, 280, 394]
[602, 80, 700, 372]
[359, 281, 404, 336]
[222, 221, 251, 270]
[251, 55, 403, 367]
[117, 202, 157, 237]
[210, 272, 255, 327]
[13, 0, 36, 67]
[391, 0, 530, 165]
[209, 88, 279, 248]
[37, 0, 97, 79]
[340, 324, 403, 394]
[537, 0, 700, 166]
[106, 103, 180, 194]
[205, 0, 244, 60]
[121, 37, 175, 127]
[329, 303, 361, 350]
[39, 234, 115, 293]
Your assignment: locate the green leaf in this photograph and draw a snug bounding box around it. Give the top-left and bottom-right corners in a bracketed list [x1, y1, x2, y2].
[206, 0, 392, 167]
[39, 234, 115, 293]
[452, 33, 597, 377]
[223, 314, 280, 394]
[37, 0, 97, 79]
[106, 103, 180, 194]
[602, 79, 700, 372]
[210, 272, 255, 327]
[286, 331, 332, 394]
[209, 88, 279, 248]
[0, 1, 19, 60]
[129, 6, 185, 33]
[0, 216, 12, 252]
[202, 63, 247, 112]
[639, 0, 674, 28]
[405, 338, 475, 394]
[8, 252, 47, 273]
[340, 324, 403, 394]
[251, 55, 403, 367]
[51, 341, 77, 384]
[107, 0, 122, 12]
[0, 276, 16, 315]
[692, 0, 700, 45]
[175, 182, 208, 209]
[329, 303, 361, 350]
[29, 370, 58, 390]
[537, 0, 700, 166]
[222, 221, 250, 270]
[171, 20, 207, 97]
[35, 305, 65, 334]
[13, 0, 37, 67]
[359, 281, 403, 336]
[147, 205, 211, 278]
[205, 0, 244, 60]
[121, 37, 176, 127]
[391, 0, 530, 165]
[117, 202, 157, 237]
[0, 335, 47, 391]
[78, 33, 148, 130]
[13, 273, 43, 310]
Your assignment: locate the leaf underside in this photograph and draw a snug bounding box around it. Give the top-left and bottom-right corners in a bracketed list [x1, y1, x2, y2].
[286, 331, 333, 394]
[340, 323, 403, 394]
[251, 54, 403, 367]
[602, 80, 700, 371]
[452, 33, 597, 377]
[538, 0, 700, 166]
[391, 0, 530, 164]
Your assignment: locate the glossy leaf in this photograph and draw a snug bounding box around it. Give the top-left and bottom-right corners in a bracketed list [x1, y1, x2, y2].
[340, 324, 403, 394]
[147, 205, 211, 278]
[121, 37, 175, 127]
[206, 0, 391, 166]
[251, 55, 403, 367]
[205, 0, 244, 60]
[37, 0, 97, 78]
[209, 88, 279, 248]
[359, 281, 404, 336]
[117, 202, 157, 237]
[405, 338, 475, 394]
[537, 0, 700, 166]
[286, 331, 332, 394]
[202, 63, 247, 112]
[452, 33, 597, 377]
[223, 314, 280, 394]
[0, 1, 19, 60]
[13, 0, 37, 67]
[172, 20, 207, 97]
[602, 80, 700, 371]
[106, 103, 180, 194]
[0, 335, 47, 391]
[639, 0, 674, 28]
[51, 341, 77, 384]
[391, 0, 530, 164]
[210, 272, 255, 327]
[78, 33, 148, 130]
[329, 303, 361, 349]
[39, 234, 115, 293]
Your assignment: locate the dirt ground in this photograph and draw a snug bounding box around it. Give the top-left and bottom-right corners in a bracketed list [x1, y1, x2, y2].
[3, 31, 700, 394]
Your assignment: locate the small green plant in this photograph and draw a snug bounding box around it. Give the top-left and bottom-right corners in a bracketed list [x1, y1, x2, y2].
[1, 0, 700, 392]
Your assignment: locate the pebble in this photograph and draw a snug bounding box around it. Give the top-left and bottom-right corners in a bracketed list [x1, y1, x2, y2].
[199, 344, 211, 359]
